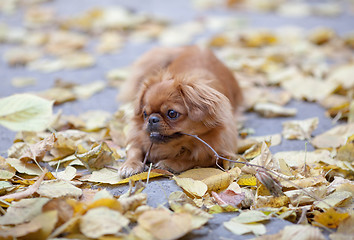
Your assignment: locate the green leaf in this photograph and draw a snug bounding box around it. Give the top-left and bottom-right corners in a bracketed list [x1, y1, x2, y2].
[0, 94, 54, 132]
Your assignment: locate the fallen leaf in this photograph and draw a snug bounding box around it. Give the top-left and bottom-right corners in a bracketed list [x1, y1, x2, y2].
[76, 142, 115, 171]
[212, 190, 245, 207]
[168, 191, 196, 211]
[281, 77, 337, 101]
[19, 133, 57, 161]
[37, 179, 83, 198]
[28, 210, 58, 239]
[237, 174, 257, 186]
[73, 81, 106, 99]
[0, 156, 16, 179]
[0, 94, 54, 132]
[11, 77, 37, 87]
[80, 207, 129, 238]
[118, 171, 166, 184]
[52, 166, 77, 181]
[202, 168, 240, 192]
[80, 167, 121, 184]
[178, 168, 224, 180]
[224, 221, 266, 236]
[173, 177, 208, 197]
[137, 208, 193, 240]
[282, 117, 319, 140]
[0, 219, 42, 238]
[314, 191, 352, 210]
[0, 169, 47, 200]
[314, 208, 349, 228]
[0, 198, 49, 225]
[329, 213, 354, 240]
[254, 102, 297, 118]
[6, 157, 43, 176]
[312, 123, 354, 149]
[256, 225, 326, 240]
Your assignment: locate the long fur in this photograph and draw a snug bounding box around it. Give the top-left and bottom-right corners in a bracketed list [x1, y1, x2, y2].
[118, 46, 243, 178]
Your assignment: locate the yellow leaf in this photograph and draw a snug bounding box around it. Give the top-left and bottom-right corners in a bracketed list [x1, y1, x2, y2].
[87, 198, 122, 212]
[208, 205, 238, 214]
[202, 168, 240, 193]
[237, 174, 257, 186]
[178, 168, 223, 180]
[337, 142, 354, 162]
[314, 208, 349, 228]
[256, 195, 290, 208]
[118, 171, 166, 184]
[173, 177, 208, 197]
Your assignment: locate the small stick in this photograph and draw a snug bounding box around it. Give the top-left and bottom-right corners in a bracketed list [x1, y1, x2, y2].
[183, 132, 334, 209]
[143, 143, 153, 166]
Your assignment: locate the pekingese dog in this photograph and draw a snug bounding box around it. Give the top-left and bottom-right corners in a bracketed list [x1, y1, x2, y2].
[118, 46, 243, 178]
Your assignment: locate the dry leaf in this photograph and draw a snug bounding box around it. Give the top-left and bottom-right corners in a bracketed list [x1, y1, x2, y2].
[80, 167, 121, 184]
[0, 156, 16, 179]
[202, 168, 240, 192]
[118, 171, 166, 184]
[178, 168, 224, 180]
[282, 117, 319, 140]
[0, 169, 46, 200]
[6, 157, 42, 176]
[80, 207, 129, 238]
[52, 166, 77, 181]
[168, 191, 195, 211]
[0, 198, 49, 225]
[314, 208, 349, 228]
[312, 123, 354, 149]
[212, 190, 245, 207]
[329, 213, 354, 240]
[137, 208, 193, 240]
[37, 179, 83, 198]
[19, 133, 57, 161]
[254, 102, 297, 118]
[76, 142, 115, 171]
[281, 77, 337, 102]
[256, 225, 326, 240]
[11, 77, 37, 87]
[314, 191, 352, 210]
[173, 177, 208, 197]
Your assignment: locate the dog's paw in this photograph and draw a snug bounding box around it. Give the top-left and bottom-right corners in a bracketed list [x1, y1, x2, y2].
[118, 161, 144, 179]
[155, 160, 177, 174]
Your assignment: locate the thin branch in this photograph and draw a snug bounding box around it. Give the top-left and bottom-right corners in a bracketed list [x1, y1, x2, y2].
[183, 132, 334, 209]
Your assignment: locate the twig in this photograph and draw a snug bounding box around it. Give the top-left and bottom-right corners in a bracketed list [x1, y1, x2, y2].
[183, 132, 334, 209]
[146, 163, 153, 185]
[0, 169, 48, 200]
[143, 143, 153, 166]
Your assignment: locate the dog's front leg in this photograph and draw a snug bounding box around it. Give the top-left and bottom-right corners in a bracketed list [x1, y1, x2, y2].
[118, 147, 145, 178]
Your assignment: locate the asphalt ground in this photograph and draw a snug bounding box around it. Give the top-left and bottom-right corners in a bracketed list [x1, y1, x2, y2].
[0, 0, 353, 239]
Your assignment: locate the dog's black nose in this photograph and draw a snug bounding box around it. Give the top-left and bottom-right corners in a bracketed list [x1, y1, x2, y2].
[148, 116, 160, 125]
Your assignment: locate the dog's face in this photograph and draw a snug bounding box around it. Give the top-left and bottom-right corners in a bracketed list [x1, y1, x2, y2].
[135, 71, 231, 144]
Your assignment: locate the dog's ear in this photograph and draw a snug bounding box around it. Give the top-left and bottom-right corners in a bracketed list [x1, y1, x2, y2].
[178, 81, 231, 127]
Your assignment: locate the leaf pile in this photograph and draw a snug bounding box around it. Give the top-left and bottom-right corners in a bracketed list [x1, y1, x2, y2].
[0, 0, 354, 239]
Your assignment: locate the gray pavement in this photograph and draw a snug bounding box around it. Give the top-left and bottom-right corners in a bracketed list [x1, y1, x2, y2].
[0, 0, 352, 239]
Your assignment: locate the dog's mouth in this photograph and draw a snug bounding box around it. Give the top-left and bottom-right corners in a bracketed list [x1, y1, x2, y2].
[149, 131, 183, 143]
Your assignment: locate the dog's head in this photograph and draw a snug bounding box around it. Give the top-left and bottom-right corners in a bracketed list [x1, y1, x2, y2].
[134, 71, 232, 144]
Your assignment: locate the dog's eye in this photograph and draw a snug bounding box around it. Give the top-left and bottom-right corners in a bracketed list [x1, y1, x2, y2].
[143, 111, 148, 119]
[167, 110, 180, 119]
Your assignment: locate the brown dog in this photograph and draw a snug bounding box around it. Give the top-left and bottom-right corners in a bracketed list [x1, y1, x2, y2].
[118, 46, 242, 178]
